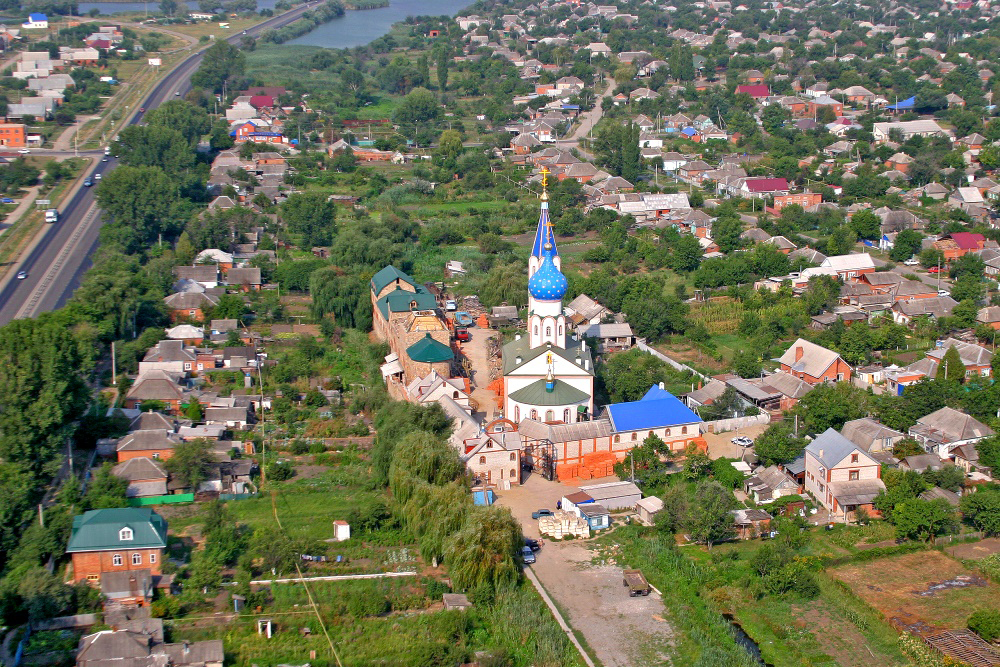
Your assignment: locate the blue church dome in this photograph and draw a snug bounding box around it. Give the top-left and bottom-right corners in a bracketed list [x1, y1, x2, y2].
[528, 243, 567, 301]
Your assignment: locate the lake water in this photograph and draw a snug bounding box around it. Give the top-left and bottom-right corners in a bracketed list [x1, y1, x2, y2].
[286, 0, 473, 48]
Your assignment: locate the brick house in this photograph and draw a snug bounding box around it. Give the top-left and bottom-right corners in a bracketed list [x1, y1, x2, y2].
[768, 191, 821, 213]
[116, 429, 181, 462]
[0, 123, 27, 147]
[67, 508, 167, 585]
[908, 406, 995, 458]
[804, 428, 884, 519]
[123, 370, 186, 414]
[163, 291, 219, 323]
[777, 338, 852, 384]
[461, 418, 522, 486]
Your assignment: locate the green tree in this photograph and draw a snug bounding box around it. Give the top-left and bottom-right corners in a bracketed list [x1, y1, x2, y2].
[83, 463, 129, 509]
[794, 382, 868, 432]
[190, 40, 246, 92]
[712, 216, 743, 254]
[597, 348, 691, 403]
[392, 87, 440, 128]
[95, 166, 185, 254]
[164, 439, 214, 490]
[159, 0, 178, 15]
[210, 294, 247, 320]
[671, 233, 702, 272]
[685, 481, 736, 548]
[848, 210, 881, 240]
[309, 267, 369, 330]
[281, 191, 336, 247]
[444, 506, 521, 591]
[892, 498, 958, 541]
[0, 318, 90, 478]
[144, 100, 212, 145]
[435, 45, 449, 91]
[754, 422, 807, 466]
[888, 229, 924, 262]
[183, 399, 204, 421]
[960, 489, 1000, 534]
[935, 345, 966, 382]
[16, 567, 74, 621]
[838, 323, 873, 365]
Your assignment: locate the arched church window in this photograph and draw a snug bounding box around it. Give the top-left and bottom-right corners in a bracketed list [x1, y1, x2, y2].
[564, 409, 570, 423]
[514, 406, 520, 421]
[546, 326, 552, 337]
[682, 426, 688, 434]
[559, 325, 563, 335]
[614, 435, 620, 443]
[534, 325, 538, 336]
[545, 409, 554, 422]
[631, 433, 638, 441]
[479, 456, 486, 464]
[530, 409, 538, 420]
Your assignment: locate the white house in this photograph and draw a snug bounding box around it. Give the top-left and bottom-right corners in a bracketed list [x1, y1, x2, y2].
[22, 13, 47, 29]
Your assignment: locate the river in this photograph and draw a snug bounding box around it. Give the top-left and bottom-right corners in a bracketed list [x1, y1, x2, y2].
[79, 0, 473, 50]
[286, 0, 473, 48]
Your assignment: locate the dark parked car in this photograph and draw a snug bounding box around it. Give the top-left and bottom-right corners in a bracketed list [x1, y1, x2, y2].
[521, 546, 536, 564]
[83, 179, 93, 187]
[531, 509, 554, 520]
[524, 538, 541, 552]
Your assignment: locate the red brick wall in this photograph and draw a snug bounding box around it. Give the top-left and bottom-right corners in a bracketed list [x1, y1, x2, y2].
[72, 548, 163, 583]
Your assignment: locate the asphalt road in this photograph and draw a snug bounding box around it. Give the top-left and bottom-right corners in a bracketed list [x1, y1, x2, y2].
[0, 4, 317, 325]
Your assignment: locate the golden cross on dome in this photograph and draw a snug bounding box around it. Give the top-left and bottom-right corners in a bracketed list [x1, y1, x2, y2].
[540, 166, 550, 197]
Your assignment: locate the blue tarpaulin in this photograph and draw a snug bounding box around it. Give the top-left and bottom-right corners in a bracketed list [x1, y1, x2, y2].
[887, 96, 915, 110]
[473, 489, 496, 506]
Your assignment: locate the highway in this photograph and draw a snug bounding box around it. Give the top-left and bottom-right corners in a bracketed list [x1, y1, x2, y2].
[0, 3, 317, 325]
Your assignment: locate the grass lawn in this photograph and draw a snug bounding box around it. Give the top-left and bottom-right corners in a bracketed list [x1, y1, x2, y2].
[828, 550, 1000, 630]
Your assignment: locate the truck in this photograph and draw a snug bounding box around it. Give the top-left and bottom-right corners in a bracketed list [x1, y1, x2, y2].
[623, 569, 651, 597]
[455, 328, 470, 342]
[44, 209, 58, 223]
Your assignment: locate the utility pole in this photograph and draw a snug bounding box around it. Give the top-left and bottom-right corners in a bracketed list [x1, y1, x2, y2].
[111, 340, 117, 384]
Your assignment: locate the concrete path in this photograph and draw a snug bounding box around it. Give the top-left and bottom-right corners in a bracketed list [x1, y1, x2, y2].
[566, 78, 615, 143]
[455, 326, 500, 422]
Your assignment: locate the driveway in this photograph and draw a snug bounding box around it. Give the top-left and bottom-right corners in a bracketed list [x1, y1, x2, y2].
[498, 474, 674, 667]
[702, 422, 770, 460]
[453, 325, 500, 422]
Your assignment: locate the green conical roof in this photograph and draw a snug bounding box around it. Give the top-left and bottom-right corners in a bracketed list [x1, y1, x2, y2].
[407, 333, 454, 363]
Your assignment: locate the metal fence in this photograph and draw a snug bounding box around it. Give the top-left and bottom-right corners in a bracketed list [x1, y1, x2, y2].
[935, 531, 986, 546]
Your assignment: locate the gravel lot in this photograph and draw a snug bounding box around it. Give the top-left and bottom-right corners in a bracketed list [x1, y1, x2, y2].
[498, 474, 674, 667]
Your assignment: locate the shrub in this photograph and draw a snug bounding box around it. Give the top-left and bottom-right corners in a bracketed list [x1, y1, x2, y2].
[969, 609, 1000, 641]
[289, 439, 309, 455]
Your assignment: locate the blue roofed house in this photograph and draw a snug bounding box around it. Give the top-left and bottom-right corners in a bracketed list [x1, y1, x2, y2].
[22, 13, 48, 28]
[604, 383, 704, 454]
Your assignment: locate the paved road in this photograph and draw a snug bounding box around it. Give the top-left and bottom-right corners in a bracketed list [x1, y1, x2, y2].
[0, 3, 318, 325]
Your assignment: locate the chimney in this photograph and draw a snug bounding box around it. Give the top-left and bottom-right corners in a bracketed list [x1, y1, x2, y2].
[183, 641, 190, 656]
[794, 345, 804, 362]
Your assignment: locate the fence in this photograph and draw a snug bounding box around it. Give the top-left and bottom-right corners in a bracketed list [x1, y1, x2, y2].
[936, 531, 986, 546]
[701, 414, 770, 434]
[32, 614, 98, 631]
[636, 340, 708, 381]
[127, 493, 195, 507]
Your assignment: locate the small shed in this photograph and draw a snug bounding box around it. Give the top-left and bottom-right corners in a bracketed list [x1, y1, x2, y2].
[731, 508, 772, 540]
[578, 503, 611, 531]
[561, 491, 594, 514]
[442, 593, 473, 611]
[635, 496, 663, 525]
[578, 481, 642, 510]
[333, 520, 350, 542]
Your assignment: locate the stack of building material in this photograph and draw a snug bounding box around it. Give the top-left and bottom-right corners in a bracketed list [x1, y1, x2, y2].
[538, 510, 590, 539]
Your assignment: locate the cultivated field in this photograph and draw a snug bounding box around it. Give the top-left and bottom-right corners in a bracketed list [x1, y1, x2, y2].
[829, 550, 1000, 631]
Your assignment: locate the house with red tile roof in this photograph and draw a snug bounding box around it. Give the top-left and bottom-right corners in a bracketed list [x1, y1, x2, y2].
[739, 177, 790, 197]
[736, 84, 770, 98]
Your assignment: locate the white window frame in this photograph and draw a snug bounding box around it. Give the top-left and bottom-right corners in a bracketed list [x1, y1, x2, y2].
[119, 527, 133, 541]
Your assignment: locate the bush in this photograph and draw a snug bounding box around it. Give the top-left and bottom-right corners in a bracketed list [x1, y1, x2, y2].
[969, 609, 1000, 641]
[267, 461, 295, 481]
[289, 439, 309, 455]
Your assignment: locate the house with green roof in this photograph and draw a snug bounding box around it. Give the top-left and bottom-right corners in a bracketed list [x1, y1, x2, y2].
[67, 508, 168, 584]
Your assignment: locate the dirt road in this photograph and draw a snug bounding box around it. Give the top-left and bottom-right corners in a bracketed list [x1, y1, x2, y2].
[498, 474, 674, 667]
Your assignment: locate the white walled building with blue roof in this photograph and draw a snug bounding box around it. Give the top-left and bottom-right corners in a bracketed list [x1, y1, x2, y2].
[503, 174, 595, 424]
[604, 383, 704, 454]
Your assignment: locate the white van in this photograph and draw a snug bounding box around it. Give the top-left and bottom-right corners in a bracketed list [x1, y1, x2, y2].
[44, 209, 58, 223]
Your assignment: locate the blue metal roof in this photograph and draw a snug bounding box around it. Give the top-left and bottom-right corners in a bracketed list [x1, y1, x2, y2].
[606, 385, 702, 431]
[887, 96, 915, 110]
[28, 13, 47, 21]
[530, 201, 558, 258]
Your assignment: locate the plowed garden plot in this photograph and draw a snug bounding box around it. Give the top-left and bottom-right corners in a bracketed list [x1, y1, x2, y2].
[828, 550, 1000, 630]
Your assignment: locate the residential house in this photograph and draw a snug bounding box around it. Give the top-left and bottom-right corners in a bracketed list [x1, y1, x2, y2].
[840, 418, 905, 455]
[819, 253, 876, 280]
[22, 12, 47, 28]
[908, 406, 995, 457]
[225, 267, 262, 291]
[565, 293, 611, 326]
[116, 430, 181, 462]
[739, 177, 790, 198]
[579, 322, 635, 353]
[163, 291, 219, 323]
[804, 428, 885, 518]
[891, 295, 958, 326]
[744, 465, 800, 503]
[777, 338, 852, 385]
[67, 508, 167, 584]
[769, 192, 821, 213]
[0, 123, 26, 147]
[173, 265, 219, 288]
[924, 338, 993, 379]
[872, 120, 948, 142]
[112, 458, 168, 498]
[976, 305, 1000, 330]
[76, 628, 224, 667]
[123, 370, 186, 414]
[934, 232, 986, 260]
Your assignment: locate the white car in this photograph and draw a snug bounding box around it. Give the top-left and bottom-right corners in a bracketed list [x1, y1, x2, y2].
[445, 299, 457, 311]
[16, 270, 27, 280]
[95, 173, 102, 181]
[17, 149, 29, 154]
[938, 289, 950, 297]
[731, 436, 754, 447]
[903, 258, 919, 266]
